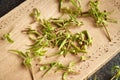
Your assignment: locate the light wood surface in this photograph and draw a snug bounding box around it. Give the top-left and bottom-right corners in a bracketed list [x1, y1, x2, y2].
[0, 0, 120, 80]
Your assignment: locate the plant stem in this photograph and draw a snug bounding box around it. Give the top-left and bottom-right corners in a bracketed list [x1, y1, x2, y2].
[103, 25, 111, 41]
[71, 42, 86, 53]
[42, 66, 52, 77]
[29, 67, 35, 80]
[81, 11, 90, 17]
[59, 0, 63, 12]
[110, 75, 116, 80]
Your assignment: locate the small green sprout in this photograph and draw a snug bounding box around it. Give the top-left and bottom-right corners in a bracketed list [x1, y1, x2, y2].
[111, 65, 120, 80]
[2, 33, 14, 43]
[30, 8, 41, 21]
[88, 0, 116, 41]
[9, 50, 35, 80]
[40, 62, 78, 80]
[42, 62, 58, 77]
[59, 0, 82, 16]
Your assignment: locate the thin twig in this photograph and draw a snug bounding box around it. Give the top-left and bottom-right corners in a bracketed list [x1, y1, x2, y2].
[103, 25, 111, 41]
[110, 75, 116, 80]
[29, 67, 35, 80]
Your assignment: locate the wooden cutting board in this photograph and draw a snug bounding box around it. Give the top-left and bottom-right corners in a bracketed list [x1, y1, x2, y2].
[0, 0, 120, 80]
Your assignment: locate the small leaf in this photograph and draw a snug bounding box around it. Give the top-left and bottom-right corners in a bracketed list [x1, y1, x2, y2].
[9, 50, 27, 58]
[80, 56, 87, 61]
[40, 66, 48, 71]
[59, 38, 67, 50]
[68, 62, 75, 68]
[24, 57, 32, 68]
[112, 66, 120, 73]
[3, 33, 14, 43]
[34, 49, 47, 57]
[62, 72, 68, 80]
[42, 62, 57, 77]
[111, 65, 120, 80]
[30, 8, 41, 21]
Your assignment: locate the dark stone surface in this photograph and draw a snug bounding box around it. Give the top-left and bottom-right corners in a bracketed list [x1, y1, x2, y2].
[88, 53, 120, 80]
[0, 0, 120, 80]
[0, 0, 25, 17]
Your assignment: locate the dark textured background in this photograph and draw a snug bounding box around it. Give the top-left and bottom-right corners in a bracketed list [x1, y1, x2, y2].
[89, 53, 120, 80]
[0, 0, 120, 80]
[0, 0, 24, 17]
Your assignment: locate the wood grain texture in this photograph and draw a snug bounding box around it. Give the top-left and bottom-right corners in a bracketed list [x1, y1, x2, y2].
[0, 0, 120, 80]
